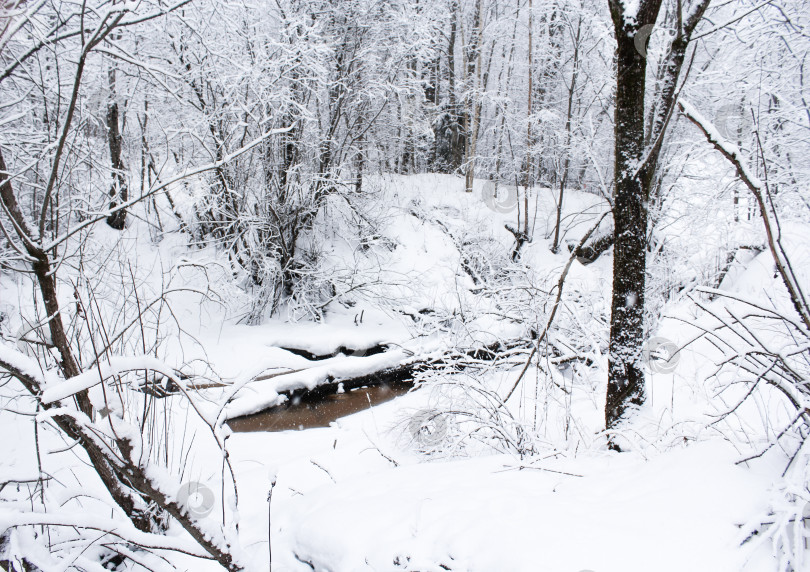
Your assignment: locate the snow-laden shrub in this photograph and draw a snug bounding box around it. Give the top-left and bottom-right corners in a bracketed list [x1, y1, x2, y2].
[682, 286, 810, 569]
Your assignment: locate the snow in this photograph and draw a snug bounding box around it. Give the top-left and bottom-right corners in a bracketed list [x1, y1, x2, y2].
[41, 355, 183, 404]
[0, 342, 54, 387]
[0, 509, 213, 558]
[678, 99, 765, 191]
[222, 382, 776, 572]
[3, 0, 808, 567]
[272, 441, 768, 572]
[1, 172, 803, 570]
[222, 348, 413, 419]
[622, 0, 641, 24]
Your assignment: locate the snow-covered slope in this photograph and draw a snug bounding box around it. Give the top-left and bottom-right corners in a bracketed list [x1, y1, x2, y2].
[0, 173, 804, 571]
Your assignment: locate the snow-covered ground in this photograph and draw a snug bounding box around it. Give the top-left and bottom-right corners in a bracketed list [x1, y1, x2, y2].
[0, 173, 804, 570]
[237, 425, 773, 572]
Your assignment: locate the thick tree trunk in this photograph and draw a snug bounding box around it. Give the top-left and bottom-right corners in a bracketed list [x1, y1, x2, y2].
[604, 1, 663, 434]
[605, 1, 709, 438]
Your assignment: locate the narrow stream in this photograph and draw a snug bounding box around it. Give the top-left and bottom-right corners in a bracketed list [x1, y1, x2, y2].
[228, 380, 414, 432]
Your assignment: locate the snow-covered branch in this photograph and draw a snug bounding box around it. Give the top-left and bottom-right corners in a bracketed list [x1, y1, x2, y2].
[0, 509, 214, 559]
[0, 342, 244, 571]
[678, 98, 810, 333]
[43, 125, 295, 251]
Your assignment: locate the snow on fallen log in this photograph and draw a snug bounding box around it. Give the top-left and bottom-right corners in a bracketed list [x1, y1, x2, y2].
[40, 355, 184, 404]
[222, 337, 537, 422]
[223, 348, 417, 420]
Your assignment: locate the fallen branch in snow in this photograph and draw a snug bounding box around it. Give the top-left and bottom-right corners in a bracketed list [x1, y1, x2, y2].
[710, 245, 765, 295]
[279, 343, 389, 361]
[0, 509, 214, 559]
[501, 211, 611, 407]
[229, 213, 610, 427]
[504, 223, 530, 261]
[0, 344, 244, 571]
[40, 355, 185, 404]
[567, 231, 614, 264]
[226, 337, 539, 422]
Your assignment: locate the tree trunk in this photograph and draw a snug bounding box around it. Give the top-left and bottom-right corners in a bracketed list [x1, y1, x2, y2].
[442, 0, 464, 174]
[0, 147, 157, 533]
[523, 0, 533, 239]
[1, 146, 241, 568]
[552, 18, 581, 253]
[464, 0, 486, 193]
[604, 0, 663, 434]
[105, 66, 128, 230]
[605, 0, 709, 439]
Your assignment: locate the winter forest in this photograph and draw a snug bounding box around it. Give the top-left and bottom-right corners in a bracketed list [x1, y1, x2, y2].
[0, 0, 809, 570]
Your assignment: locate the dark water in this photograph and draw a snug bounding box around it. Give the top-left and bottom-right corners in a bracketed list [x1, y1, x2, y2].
[227, 381, 413, 432]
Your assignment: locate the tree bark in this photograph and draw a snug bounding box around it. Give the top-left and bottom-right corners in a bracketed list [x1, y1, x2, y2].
[463, 0, 484, 193]
[604, 0, 664, 435]
[443, 0, 464, 173]
[105, 67, 128, 230]
[0, 146, 158, 533]
[604, 0, 709, 439]
[552, 18, 581, 253]
[638, 2, 710, 200]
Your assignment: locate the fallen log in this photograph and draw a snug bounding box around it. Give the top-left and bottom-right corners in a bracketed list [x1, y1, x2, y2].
[567, 232, 613, 264]
[280, 343, 389, 361]
[228, 338, 539, 423]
